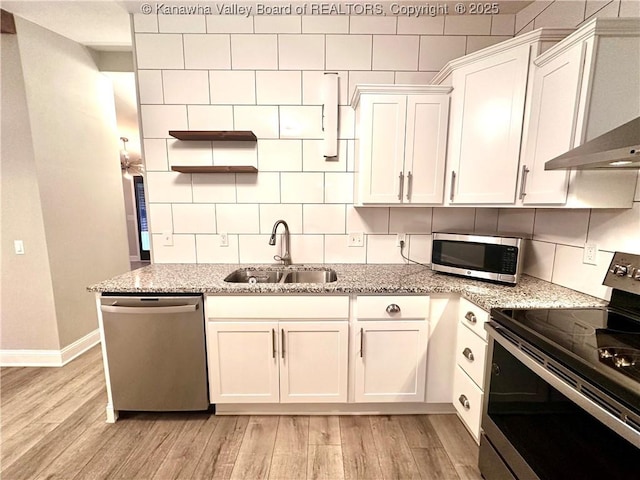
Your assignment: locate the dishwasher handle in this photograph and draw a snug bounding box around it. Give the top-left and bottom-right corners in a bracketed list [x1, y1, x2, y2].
[101, 304, 198, 315]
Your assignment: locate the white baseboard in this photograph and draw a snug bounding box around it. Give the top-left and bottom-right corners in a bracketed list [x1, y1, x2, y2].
[0, 329, 100, 367]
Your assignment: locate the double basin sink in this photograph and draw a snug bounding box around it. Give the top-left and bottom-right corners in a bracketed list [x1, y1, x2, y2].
[224, 267, 337, 284]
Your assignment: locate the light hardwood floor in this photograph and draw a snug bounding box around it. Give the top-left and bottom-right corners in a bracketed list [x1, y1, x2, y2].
[0, 346, 481, 480]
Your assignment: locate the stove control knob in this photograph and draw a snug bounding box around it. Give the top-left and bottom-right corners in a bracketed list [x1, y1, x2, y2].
[611, 264, 629, 276]
[613, 355, 635, 368]
[632, 267, 640, 280]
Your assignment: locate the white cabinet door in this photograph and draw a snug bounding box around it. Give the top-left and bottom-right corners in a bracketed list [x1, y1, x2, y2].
[207, 322, 279, 403]
[405, 95, 450, 204]
[520, 44, 583, 205]
[279, 321, 348, 403]
[354, 321, 428, 403]
[358, 94, 407, 204]
[448, 44, 531, 204]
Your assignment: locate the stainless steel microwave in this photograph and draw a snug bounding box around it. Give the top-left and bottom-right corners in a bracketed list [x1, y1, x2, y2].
[431, 232, 525, 285]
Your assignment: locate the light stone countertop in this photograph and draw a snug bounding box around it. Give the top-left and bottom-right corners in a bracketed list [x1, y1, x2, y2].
[88, 263, 607, 311]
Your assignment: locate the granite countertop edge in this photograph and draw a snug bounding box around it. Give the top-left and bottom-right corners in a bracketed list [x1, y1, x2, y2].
[88, 263, 608, 311]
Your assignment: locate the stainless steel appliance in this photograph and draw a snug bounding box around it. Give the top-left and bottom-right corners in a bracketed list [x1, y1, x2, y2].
[431, 232, 525, 285]
[480, 252, 640, 479]
[100, 295, 209, 412]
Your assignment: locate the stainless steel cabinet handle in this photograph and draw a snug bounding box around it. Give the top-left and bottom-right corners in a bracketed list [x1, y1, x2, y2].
[449, 171, 456, 201]
[464, 311, 477, 324]
[386, 304, 401, 315]
[398, 172, 404, 200]
[281, 329, 285, 359]
[519, 165, 530, 200]
[100, 304, 197, 315]
[360, 328, 364, 358]
[458, 394, 470, 410]
[406, 171, 413, 200]
[272, 328, 276, 359]
[462, 347, 475, 362]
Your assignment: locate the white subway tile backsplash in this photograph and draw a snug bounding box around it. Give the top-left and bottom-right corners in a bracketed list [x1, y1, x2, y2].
[389, 208, 432, 234]
[523, 240, 556, 282]
[238, 235, 280, 263]
[533, 209, 589, 247]
[533, 1, 586, 28]
[143, 139, 168, 171]
[466, 36, 512, 54]
[152, 234, 197, 263]
[137, 70, 163, 104]
[254, 16, 301, 33]
[635, 172, 640, 201]
[278, 35, 325, 70]
[196, 234, 240, 263]
[163, 70, 210, 104]
[347, 206, 389, 234]
[445, 15, 492, 35]
[141, 105, 187, 138]
[231, 34, 278, 69]
[167, 139, 213, 166]
[210, 71, 256, 105]
[187, 105, 234, 130]
[497, 208, 536, 235]
[302, 71, 349, 105]
[172, 204, 216, 233]
[256, 71, 302, 105]
[280, 106, 323, 139]
[289, 234, 324, 263]
[419, 36, 466, 71]
[281, 172, 324, 203]
[474, 209, 499, 233]
[552, 245, 613, 300]
[584, 1, 620, 22]
[587, 203, 640, 254]
[303, 204, 346, 234]
[183, 34, 231, 69]
[213, 141, 258, 167]
[491, 15, 516, 35]
[367, 235, 405, 264]
[326, 35, 372, 71]
[397, 16, 444, 35]
[135, 34, 184, 69]
[234, 106, 279, 139]
[347, 140, 355, 172]
[620, 0, 640, 17]
[192, 174, 236, 203]
[514, 1, 551, 33]
[303, 140, 348, 172]
[325, 173, 354, 203]
[236, 172, 281, 203]
[158, 14, 206, 33]
[145, 172, 193, 203]
[432, 207, 476, 233]
[260, 204, 303, 234]
[372, 35, 420, 71]
[133, 13, 158, 33]
[408, 235, 433, 265]
[258, 140, 303, 171]
[349, 16, 397, 34]
[206, 15, 253, 33]
[148, 203, 173, 233]
[302, 15, 349, 34]
[395, 71, 439, 84]
[216, 204, 260, 233]
[338, 106, 355, 139]
[325, 235, 367, 263]
[347, 71, 395, 101]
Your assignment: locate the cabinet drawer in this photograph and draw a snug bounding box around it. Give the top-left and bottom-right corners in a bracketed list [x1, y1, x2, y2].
[357, 295, 429, 320]
[459, 298, 489, 340]
[456, 323, 488, 389]
[453, 365, 483, 444]
[206, 295, 349, 319]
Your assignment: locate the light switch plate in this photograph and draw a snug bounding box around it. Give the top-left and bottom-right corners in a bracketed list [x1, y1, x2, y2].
[348, 232, 364, 247]
[161, 232, 174, 247]
[219, 233, 229, 247]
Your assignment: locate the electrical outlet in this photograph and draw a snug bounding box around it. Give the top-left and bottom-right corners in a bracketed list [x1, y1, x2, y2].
[161, 232, 173, 247]
[396, 233, 406, 247]
[348, 232, 364, 247]
[583, 243, 598, 265]
[219, 233, 229, 247]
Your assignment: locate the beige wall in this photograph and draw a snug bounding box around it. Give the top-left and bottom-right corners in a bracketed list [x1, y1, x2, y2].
[1, 18, 131, 351]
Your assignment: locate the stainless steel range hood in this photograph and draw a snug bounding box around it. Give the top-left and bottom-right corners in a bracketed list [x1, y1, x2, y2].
[544, 117, 640, 170]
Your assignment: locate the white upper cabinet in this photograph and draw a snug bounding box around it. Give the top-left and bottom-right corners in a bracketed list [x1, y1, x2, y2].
[352, 85, 451, 206]
[519, 18, 640, 207]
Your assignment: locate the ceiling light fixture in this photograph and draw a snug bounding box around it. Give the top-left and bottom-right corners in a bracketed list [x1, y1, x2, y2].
[120, 136, 144, 179]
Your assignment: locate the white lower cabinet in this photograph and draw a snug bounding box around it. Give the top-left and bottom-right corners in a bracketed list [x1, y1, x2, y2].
[453, 365, 484, 442]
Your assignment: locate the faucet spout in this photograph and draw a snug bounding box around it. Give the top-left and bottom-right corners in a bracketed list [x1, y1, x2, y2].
[269, 220, 291, 265]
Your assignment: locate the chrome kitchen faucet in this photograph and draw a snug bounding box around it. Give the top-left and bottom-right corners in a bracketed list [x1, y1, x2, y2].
[269, 220, 292, 266]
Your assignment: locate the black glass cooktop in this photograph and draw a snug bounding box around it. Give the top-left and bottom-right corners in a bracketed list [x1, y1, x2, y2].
[491, 306, 640, 414]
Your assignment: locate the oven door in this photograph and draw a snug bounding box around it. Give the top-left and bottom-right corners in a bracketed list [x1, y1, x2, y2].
[481, 323, 640, 480]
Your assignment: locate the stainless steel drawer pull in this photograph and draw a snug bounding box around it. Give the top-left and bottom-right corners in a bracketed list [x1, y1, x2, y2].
[450, 171, 456, 201]
[519, 165, 530, 200]
[281, 329, 285, 359]
[360, 327, 364, 358]
[464, 311, 477, 324]
[272, 328, 276, 359]
[398, 172, 404, 200]
[463, 347, 475, 362]
[406, 171, 413, 200]
[459, 394, 470, 410]
[386, 304, 401, 315]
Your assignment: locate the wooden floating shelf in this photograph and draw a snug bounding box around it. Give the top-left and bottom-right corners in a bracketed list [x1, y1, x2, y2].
[168, 130, 257, 142]
[171, 166, 258, 174]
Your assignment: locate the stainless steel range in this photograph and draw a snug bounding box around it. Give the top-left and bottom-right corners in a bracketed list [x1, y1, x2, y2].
[481, 252, 640, 479]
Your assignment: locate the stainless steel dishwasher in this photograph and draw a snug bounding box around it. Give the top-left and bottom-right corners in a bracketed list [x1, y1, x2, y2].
[100, 295, 208, 412]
